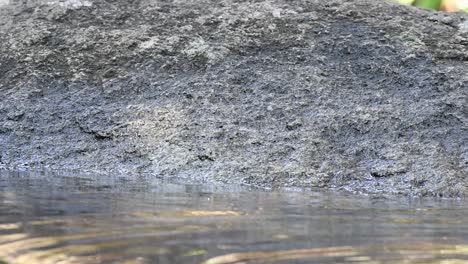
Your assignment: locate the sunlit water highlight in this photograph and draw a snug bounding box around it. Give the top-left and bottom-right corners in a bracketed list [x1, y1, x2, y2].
[0, 170, 468, 264]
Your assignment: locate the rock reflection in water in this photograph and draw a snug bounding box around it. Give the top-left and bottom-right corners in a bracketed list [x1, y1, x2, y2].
[0, 170, 468, 264]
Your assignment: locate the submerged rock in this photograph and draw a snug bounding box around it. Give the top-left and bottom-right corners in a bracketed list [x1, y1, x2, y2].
[0, 0, 466, 196]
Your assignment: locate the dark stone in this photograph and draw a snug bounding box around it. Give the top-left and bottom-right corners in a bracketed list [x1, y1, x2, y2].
[0, 0, 467, 196]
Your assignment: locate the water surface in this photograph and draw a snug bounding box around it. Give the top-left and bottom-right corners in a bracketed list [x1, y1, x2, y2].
[0, 170, 467, 264]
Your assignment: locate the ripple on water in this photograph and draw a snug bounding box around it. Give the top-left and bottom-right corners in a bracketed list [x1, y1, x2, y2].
[0, 170, 468, 264]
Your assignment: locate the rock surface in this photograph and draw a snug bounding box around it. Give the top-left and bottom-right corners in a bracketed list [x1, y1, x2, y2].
[0, 0, 467, 196]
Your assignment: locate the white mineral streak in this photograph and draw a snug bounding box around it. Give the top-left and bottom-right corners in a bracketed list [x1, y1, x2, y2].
[47, 0, 92, 8]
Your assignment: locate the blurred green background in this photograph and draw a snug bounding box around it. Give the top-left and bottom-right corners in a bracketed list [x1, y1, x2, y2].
[395, 0, 468, 11]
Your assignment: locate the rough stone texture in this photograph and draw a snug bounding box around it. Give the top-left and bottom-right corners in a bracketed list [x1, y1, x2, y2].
[0, 0, 466, 196]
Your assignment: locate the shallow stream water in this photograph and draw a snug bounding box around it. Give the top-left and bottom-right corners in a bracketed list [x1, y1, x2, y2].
[0, 170, 467, 264]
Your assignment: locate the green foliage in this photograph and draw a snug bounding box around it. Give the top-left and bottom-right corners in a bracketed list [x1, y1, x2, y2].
[413, 0, 442, 9]
[0, 259, 8, 264]
[394, 0, 468, 11]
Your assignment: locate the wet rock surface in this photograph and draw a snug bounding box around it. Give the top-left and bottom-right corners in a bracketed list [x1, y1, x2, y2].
[0, 0, 466, 196]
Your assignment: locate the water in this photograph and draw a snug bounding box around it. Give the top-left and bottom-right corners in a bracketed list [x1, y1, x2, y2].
[0, 170, 467, 264]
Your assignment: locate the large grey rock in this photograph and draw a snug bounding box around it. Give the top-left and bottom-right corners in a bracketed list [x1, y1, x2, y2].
[0, 0, 466, 196]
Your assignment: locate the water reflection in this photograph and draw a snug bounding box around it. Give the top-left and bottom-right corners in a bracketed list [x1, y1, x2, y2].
[0, 170, 467, 264]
